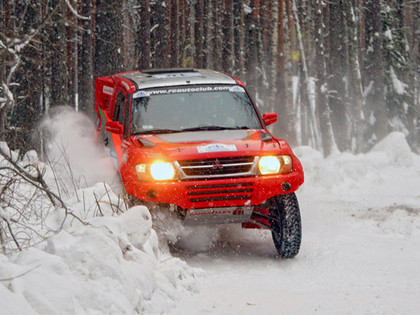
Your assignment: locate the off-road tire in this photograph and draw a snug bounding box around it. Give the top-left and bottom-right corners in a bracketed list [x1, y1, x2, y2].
[269, 192, 302, 258]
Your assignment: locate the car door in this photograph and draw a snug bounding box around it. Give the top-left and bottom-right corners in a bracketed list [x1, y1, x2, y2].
[104, 88, 127, 165]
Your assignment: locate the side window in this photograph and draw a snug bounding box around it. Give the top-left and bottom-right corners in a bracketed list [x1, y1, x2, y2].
[113, 91, 126, 124]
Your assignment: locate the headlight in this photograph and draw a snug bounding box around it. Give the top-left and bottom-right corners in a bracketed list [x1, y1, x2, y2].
[135, 161, 176, 181]
[150, 162, 175, 180]
[258, 155, 292, 175]
[280, 155, 293, 173]
[259, 156, 280, 175]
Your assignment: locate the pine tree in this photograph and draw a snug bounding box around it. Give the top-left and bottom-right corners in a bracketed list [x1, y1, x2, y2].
[94, 0, 124, 76]
[381, 1, 414, 135]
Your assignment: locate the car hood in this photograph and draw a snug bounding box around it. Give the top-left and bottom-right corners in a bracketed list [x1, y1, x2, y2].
[131, 129, 282, 160]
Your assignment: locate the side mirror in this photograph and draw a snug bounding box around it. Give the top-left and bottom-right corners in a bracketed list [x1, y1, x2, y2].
[106, 121, 124, 135]
[262, 113, 277, 126]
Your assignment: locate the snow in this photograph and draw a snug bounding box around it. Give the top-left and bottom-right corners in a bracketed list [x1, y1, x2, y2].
[1, 109, 199, 314]
[1, 108, 420, 314]
[64, 0, 90, 21]
[169, 132, 420, 314]
[40, 107, 119, 191]
[243, 4, 252, 15]
[384, 28, 393, 40]
[1, 82, 14, 109]
[390, 67, 408, 95]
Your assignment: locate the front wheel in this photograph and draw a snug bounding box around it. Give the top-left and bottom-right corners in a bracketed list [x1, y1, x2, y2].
[269, 193, 302, 258]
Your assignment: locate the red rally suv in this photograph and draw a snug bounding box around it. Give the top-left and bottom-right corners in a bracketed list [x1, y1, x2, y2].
[95, 68, 304, 258]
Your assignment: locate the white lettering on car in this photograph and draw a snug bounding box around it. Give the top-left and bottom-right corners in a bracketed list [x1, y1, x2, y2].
[103, 86, 114, 95]
[197, 143, 237, 153]
[133, 90, 151, 98]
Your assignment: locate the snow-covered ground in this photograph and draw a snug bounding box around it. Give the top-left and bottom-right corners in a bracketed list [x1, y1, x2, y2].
[1, 110, 419, 314]
[170, 132, 420, 314]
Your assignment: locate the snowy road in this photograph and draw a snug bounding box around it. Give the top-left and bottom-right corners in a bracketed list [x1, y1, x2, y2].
[169, 197, 420, 314]
[168, 137, 420, 315]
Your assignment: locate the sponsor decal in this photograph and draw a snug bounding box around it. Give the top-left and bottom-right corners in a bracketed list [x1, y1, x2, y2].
[145, 85, 235, 96]
[121, 140, 131, 149]
[229, 86, 245, 93]
[103, 86, 114, 95]
[197, 143, 237, 153]
[187, 207, 251, 217]
[189, 209, 233, 217]
[233, 208, 245, 215]
[133, 90, 151, 99]
[121, 81, 130, 90]
[134, 85, 244, 97]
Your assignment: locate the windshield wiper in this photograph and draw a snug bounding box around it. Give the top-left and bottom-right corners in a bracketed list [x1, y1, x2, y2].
[181, 125, 249, 132]
[134, 126, 251, 135]
[133, 129, 182, 135]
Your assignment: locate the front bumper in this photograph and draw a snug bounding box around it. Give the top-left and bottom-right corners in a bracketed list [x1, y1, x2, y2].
[124, 170, 304, 210]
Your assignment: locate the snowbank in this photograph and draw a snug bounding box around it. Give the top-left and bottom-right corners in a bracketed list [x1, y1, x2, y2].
[0, 109, 201, 314]
[0, 166, 200, 314]
[294, 132, 420, 206]
[0, 206, 199, 314]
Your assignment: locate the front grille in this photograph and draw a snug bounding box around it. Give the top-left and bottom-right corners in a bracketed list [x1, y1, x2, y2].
[175, 156, 257, 180]
[189, 195, 252, 202]
[187, 182, 254, 203]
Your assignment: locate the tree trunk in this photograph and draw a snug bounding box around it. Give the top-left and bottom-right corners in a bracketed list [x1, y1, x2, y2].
[244, 0, 260, 100]
[66, 1, 76, 109]
[345, 0, 364, 153]
[222, 0, 233, 72]
[194, 0, 204, 68]
[168, 0, 180, 67]
[293, 0, 321, 148]
[276, 0, 289, 138]
[50, 0, 69, 107]
[138, 0, 151, 69]
[327, 0, 349, 151]
[314, 0, 337, 156]
[363, 0, 387, 145]
[78, 0, 94, 115]
[285, 0, 296, 74]
[94, 0, 124, 76]
[233, 0, 245, 77]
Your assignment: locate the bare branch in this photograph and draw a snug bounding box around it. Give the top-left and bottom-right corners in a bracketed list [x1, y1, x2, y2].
[1, 209, 21, 251]
[0, 264, 41, 281]
[64, 0, 91, 20]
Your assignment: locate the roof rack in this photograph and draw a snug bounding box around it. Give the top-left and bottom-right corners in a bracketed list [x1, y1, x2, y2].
[141, 68, 196, 74]
[120, 69, 236, 89]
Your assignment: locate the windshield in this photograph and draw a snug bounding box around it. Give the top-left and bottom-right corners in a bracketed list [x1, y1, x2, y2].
[131, 85, 262, 135]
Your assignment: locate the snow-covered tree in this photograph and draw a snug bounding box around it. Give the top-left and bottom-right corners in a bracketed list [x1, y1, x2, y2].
[2, 0, 420, 154]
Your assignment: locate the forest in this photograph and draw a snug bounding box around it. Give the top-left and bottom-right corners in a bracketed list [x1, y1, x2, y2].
[1, 0, 420, 155]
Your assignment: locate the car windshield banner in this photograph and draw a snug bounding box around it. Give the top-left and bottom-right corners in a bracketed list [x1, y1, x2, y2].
[133, 85, 245, 99]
